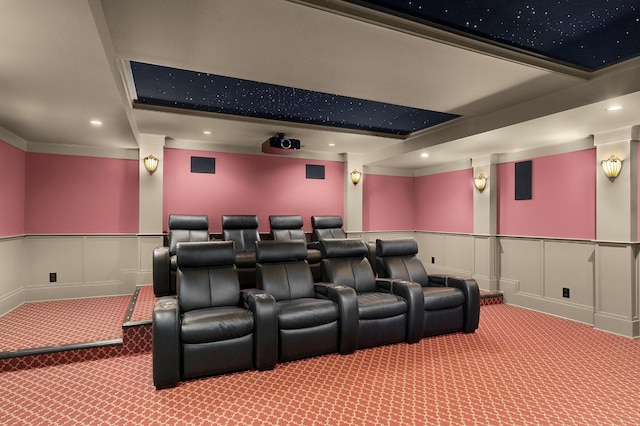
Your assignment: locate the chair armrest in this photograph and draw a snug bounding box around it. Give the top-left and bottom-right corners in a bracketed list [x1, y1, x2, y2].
[153, 246, 171, 297]
[427, 274, 447, 287]
[436, 275, 481, 333]
[307, 241, 321, 250]
[241, 289, 278, 371]
[315, 283, 358, 355]
[379, 279, 425, 344]
[152, 297, 180, 389]
[375, 277, 395, 293]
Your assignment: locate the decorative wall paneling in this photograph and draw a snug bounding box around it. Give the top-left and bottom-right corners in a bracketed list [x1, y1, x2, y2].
[415, 231, 639, 337]
[0, 237, 26, 317]
[0, 235, 160, 316]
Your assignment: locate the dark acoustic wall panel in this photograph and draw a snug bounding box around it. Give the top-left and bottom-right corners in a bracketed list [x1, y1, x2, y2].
[191, 156, 216, 174]
[306, 164, 325, 180]
[515, 160, 532, 200]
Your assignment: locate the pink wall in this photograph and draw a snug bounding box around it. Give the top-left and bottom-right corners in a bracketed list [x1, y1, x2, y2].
[0, 141, 26, 236]
[25, 153, 139, 234]
[413, 169, 474, 233]
[363, 174, 414, 231]
[498, 149, 596, 239]
[163, 148, 344, 233]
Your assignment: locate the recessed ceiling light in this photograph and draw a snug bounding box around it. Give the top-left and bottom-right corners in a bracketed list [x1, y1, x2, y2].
[421, 152, 429, 158]
[203, 130, 211, 135]
[606, 105, 622, 111]
[328, 143, 335, 147]
[90, 120, 103, 126]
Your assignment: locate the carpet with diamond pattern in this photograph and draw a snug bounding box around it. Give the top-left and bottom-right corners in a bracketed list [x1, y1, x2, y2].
[1, 303, 638, 425]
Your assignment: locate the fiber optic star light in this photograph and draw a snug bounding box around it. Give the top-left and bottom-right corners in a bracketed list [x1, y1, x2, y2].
[130, 61, 459, 136]
[349, 0, 640, 70]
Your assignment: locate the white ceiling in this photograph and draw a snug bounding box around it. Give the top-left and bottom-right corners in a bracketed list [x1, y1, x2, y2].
[1, 0, 639, 171]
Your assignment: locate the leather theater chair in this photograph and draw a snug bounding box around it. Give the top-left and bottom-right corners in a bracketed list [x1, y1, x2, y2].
[319, 238, 424, 349]
[270, 215, 307, 241]
[375, 238, 480, 338]
[311, 215, 347, 243]
[152, 241, 277, 390]
[269, 215, 322, 281]
[152, 214, 210, 296]
[256, 240, 358, 362]
[222, 215, 261, 289]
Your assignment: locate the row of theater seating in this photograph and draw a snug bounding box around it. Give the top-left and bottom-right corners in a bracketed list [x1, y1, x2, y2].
[153, 214, 352, 297]
[152, 216, 481, 390]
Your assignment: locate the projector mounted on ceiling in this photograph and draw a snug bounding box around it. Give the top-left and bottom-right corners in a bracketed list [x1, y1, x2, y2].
[262, 133, 301, 155]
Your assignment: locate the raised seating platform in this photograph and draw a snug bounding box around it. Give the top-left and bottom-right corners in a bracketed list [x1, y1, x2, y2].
[0, 286, 502, 372]
[0, 285, 154, 372]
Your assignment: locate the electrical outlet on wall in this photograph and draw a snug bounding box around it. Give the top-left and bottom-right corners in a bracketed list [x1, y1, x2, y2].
[562, 287, 570, 298]
[49, 272, 57, 283]
[431, 257, 435, 264]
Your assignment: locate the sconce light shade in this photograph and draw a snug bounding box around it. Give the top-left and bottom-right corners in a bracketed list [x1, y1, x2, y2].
[144, 155, 159, 174]
[474, 173, 487, 192]
[601, 155, 622, 179]
[350, 169, 362, 185]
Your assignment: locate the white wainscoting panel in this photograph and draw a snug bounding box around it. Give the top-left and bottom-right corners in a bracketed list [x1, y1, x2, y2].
[594, 243, 639, 337]
[24, 235, 153, 301]
[499, 238, 543, 297]
[0, 237, 26, 316]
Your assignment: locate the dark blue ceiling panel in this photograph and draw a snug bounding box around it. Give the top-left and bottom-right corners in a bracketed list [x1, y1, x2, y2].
[130, 61, 459, 136]
[348, 0, 640, 70]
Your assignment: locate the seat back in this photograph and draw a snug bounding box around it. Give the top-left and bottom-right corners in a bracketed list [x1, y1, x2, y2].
[375, 238, 429, 287]
[256, 240, 315, 301]
[176, 241, 240, 312]
[269, 215, 306, 241]
[222, 215, 261, 253]
[168, 214, 210, 256]
[311, 215, 347, 242]
[320, 239, 377, 293]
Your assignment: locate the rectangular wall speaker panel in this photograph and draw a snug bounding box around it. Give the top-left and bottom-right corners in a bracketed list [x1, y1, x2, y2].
[515, 160, 532, 200]
[306, 164, 325, 179]
[191, 156, 216, 174]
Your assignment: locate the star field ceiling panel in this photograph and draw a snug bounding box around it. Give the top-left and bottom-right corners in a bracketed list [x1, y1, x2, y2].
[130, 62, 459, 136]
[347, 0, 640, 70]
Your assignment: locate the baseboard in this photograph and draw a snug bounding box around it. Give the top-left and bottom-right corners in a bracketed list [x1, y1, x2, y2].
[24, 281, 137, 302]
[500, 278, 595, 326]
[0, 288, 25, 317]
[594, 313, 639, 338]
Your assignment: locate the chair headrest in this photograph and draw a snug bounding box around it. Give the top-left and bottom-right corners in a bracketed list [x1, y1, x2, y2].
[176, 241, 236, 268]
[320, 238, 367, 258]
[376, 238, 419, 257]
[311, 215, 343, 229]
[269, 215, 303, 230]
[256, 240, 308, 263]
[221, 215, 259, 230]
[168, 214, 209, 231]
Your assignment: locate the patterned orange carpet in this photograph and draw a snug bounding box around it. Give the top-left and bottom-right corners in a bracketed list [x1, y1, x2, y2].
[1, 303, 638, 425]
[127, 285, 156, 323]
[0, 286, 155, 355]
[0, 296, 131, 352]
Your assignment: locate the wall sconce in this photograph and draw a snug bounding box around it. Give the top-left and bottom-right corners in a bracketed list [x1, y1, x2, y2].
[601, 155, 622, 180]
[144, 154, 159, 174]
[474, 173, 487, 192]
[350, 169, 362, 185]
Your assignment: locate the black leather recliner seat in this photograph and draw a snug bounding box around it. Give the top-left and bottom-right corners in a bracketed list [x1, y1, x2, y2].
[222, 215, 261, 289]
[311, 215, 347, 243]
[319, 238, 424, 350]
[269, 215, 307, 241]
[152, 241, 277, 389]
[152, 214, 210, 296]
[375, 238, 480, 337]
[256, 240, 358, 362]
[269, 215, 322, 281]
